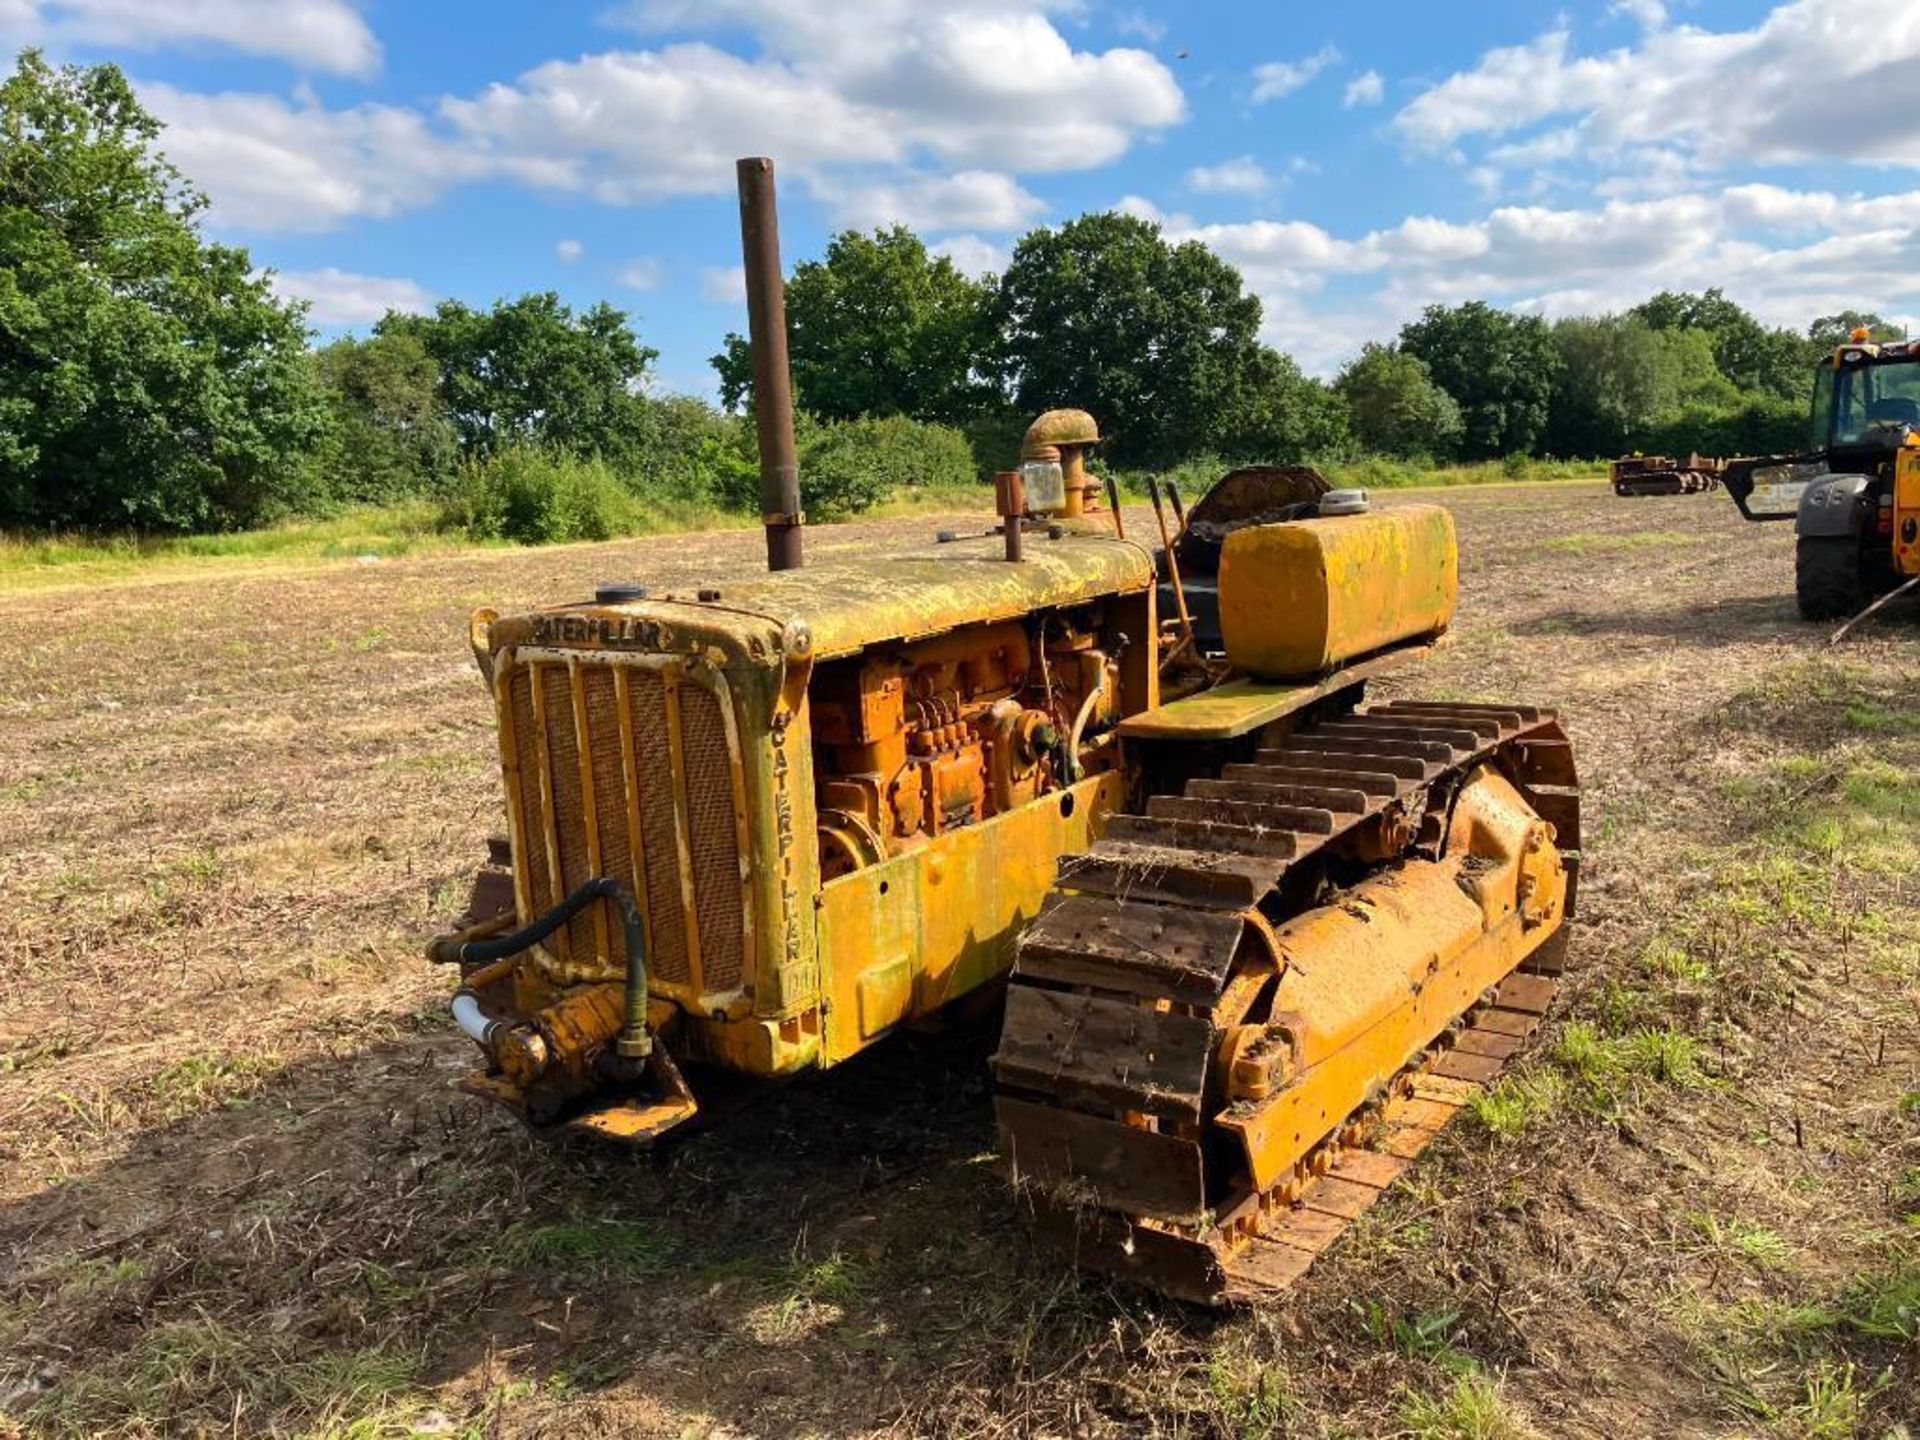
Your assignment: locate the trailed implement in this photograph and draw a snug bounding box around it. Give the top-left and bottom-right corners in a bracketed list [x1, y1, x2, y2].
[426, 158, 1580, 1306]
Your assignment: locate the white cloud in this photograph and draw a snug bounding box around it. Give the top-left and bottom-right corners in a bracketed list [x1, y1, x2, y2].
[444, 45, 891, 202]
[1186, 156, 1270, 195]
[142, 83, 484, 232]
[618, 258, 663, 291]
[1113, 8, 1166, 44]
[1251, 46, 1339, 104]
[700, 264, 746, 303]
[1342, 69, 1384, 109]
[1137, 182, 1920, 376]
[813, 169, 1046, 232]
[555, 239, 584, 263]
[594, 1, 1186, 172]
[128, 1, 1182, 235]
[1395, 1, 1920, 172]
[931, 233, 1007, 274]
[3, 0, 379, 76]
[270, 267, 433, 326]
[1611, 0, 1668, 30]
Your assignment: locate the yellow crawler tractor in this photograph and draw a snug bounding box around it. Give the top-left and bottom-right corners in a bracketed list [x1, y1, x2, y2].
[428, 159, 1580, 1305]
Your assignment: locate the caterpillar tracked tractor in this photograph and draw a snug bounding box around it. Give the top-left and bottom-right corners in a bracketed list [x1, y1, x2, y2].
[1610, 452, 1723, 497]
[427, 159, 1580, 1306]
[1723, 327, 1920, 620]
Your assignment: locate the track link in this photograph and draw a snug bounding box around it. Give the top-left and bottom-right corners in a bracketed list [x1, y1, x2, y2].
[991, 699, 1580, 1305]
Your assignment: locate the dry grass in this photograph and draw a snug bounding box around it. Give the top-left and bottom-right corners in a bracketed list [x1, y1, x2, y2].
[1, 486, 1917, 1437]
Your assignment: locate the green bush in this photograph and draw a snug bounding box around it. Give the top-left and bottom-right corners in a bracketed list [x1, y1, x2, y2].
[835, 414, 977, 493]
[795, 426, 894, 522]
[1640, 395, 1808, 458]
[714, 412, 981, 521]
[649, 395, 760, 509]
[959, 409, 1034, 479]
[443, 447, 637, 544]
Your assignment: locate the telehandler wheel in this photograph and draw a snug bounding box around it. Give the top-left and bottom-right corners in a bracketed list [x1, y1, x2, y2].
[1795, 535, 1864, 621]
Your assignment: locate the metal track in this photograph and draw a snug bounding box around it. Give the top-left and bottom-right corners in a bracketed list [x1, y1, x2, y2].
[991, 699, 1580, 1305]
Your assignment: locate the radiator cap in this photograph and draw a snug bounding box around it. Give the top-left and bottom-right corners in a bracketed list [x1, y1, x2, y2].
[594, 582, 648, 603]
[1319, 488, 1370, 516]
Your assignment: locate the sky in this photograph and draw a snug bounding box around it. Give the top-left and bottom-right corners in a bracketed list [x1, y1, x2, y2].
[9, 0, 1920, 397]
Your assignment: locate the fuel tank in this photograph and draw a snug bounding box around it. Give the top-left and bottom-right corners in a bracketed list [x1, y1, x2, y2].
[1216, 505, 1457, 679]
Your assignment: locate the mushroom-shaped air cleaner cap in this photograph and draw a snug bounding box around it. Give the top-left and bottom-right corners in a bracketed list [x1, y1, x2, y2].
[1020, 408, 1101, 460]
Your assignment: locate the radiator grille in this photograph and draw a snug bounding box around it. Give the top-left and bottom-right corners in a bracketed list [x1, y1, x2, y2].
[503, 655, 749, 1001]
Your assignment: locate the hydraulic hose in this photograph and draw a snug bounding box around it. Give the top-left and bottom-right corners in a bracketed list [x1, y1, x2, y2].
[441, 878, 651, 1060]
[1064, 656, 1110, 782]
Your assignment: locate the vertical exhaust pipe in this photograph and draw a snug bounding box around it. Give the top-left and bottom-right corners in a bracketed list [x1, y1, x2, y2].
[736, 157, 803, 572]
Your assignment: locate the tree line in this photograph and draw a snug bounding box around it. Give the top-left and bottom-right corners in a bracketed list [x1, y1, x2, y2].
[1, 52, 1900, 539]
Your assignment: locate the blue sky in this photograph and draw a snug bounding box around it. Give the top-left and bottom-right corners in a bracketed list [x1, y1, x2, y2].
[8, 0, 1920, 396]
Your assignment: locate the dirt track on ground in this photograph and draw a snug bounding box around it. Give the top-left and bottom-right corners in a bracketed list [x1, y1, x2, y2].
[1, 483, 1916, 1438]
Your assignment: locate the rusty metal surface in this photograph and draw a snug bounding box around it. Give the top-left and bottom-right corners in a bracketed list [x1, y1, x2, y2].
[992, 699, 1580, 1305]
[815, 772, 1122, 1063]
[483, 529, 1155, 666]
[1021, 409, 1100, 456]
[1175, 465, 1331, 572]
[499, 649, 752, 1010]
[736, 157, 803, 571]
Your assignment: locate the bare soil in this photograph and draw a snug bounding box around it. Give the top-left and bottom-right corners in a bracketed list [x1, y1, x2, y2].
[1, 484, 1916, 1438]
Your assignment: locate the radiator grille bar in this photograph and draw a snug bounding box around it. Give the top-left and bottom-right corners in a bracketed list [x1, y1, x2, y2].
[498, 651, 751, 1007]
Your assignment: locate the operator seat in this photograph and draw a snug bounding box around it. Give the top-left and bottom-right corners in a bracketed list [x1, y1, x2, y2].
[1865, 396, 1920, 426]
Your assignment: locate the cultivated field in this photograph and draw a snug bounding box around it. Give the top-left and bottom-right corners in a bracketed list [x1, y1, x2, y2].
[1, 482, 1916, 1438]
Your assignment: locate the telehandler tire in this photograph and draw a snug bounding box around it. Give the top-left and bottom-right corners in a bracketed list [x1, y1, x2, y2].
[1795, 535, 1863, 621]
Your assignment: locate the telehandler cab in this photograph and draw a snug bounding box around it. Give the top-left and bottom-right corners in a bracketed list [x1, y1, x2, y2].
[1724, 328, 1920, 620]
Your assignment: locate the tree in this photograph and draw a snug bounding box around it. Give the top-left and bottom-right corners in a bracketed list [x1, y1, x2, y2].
[1398, 302, 1558, 458]
[1334, 343, 1463, 457]
[991, 211, 1269, 466]
[380, 293, 658, 465]
[1545, 317, 1739, 456]
[1220, 347, 1351, 459]
[1808, 310, 1908, 348]
[311, 331, 458, 502]
[712, 226, 993, 423]
[1630, 288, 1806, 400]
[0, 52, 329, 532]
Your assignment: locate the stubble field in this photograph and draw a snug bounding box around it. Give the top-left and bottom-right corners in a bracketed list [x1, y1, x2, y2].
[1, 482, 1916, 1438]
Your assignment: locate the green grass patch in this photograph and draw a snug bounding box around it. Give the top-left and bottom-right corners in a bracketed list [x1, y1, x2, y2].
[1357, 1302, 1479, 1375]
[1835, 1249, 1920, 1343]
[1683, 1212, 1794, 1270]
[1745, 1360, 1887, 1439]
[1469, 1068, 1565, 1139]
[0, 504, 462, 590]
[1670, 1247, 1916, 1435]
[1553, 1022, 1709, 1117]
[1205, 1340, 1297, 1439]
[495, 1218, 679, 1280]
[149, 1052, 275, 1119]
[1396, 1372, 1534, 1439]
[30, 1321, 424, 1438]
[1841, 701, 1920, 737]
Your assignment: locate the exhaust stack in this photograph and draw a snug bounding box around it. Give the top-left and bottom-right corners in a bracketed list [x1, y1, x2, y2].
[736, 156, 803, 572]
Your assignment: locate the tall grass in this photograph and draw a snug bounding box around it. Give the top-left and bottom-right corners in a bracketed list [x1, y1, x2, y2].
[2, 449, 1611, 589]
[1110, 453, 1603, 499]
